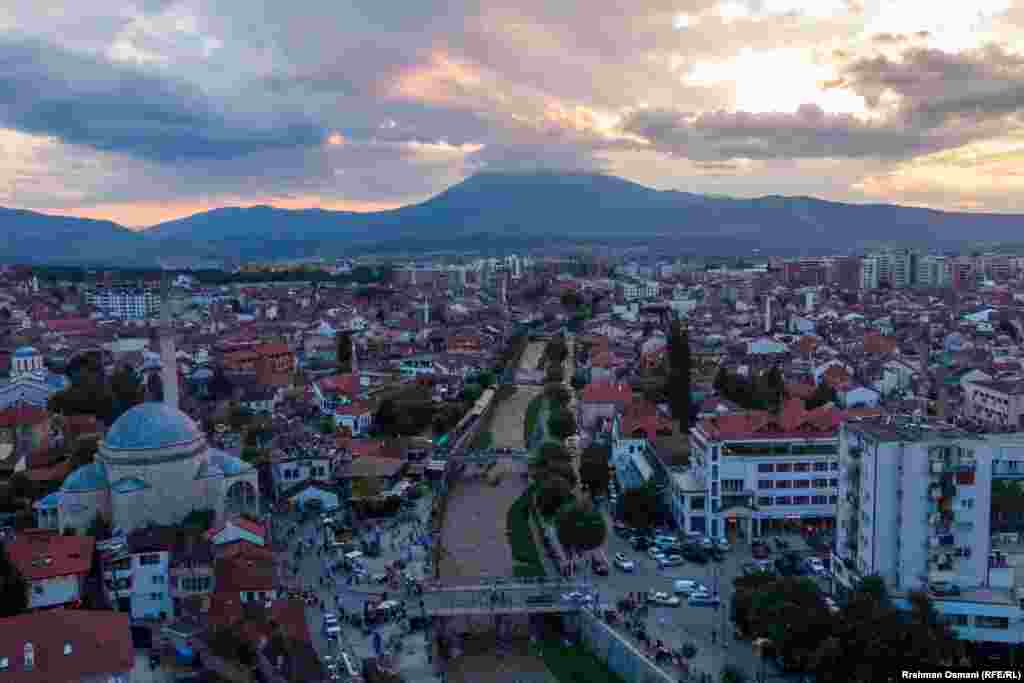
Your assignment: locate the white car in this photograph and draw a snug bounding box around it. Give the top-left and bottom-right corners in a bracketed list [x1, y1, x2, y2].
[824, 596, 840, 614]
[648, 547, 666, 560]
[647, 591, 682, 607]
[688, 591, 721, 607]
[806, 558, 826, 575]
[658, 554, 685, 568]
[561, 591, 594, 604]
[614, 553, 636, 572]
[322, 614, 340, 637]
[715, 538, 731, 552]
[673, 579, 709, 595]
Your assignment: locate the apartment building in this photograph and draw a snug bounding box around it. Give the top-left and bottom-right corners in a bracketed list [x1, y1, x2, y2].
[86, 288, 159, 319]
[917, 255, 952, 288]
[860, 256, 879, 290]
[833, 418, 1024, 645]
[964, 380, 1024, 430]
[685, 401, 842, 540]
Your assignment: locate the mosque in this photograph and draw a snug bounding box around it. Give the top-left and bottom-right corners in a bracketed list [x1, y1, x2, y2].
[35, 285, 260, 534]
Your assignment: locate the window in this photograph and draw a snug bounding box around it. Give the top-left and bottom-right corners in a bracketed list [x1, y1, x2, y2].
[139, 554, 161, 566]
[961, 498, 975, 510]
[830, 462, 839, 471]
[757, 463, 774, 473]
[775, 480, 792, 489]
[793, 496, 809, 505]
[690, 497, 705, 511]
[152, 575, 165, 585]
[794, 480, 810, 489]
[829, 479, 839, 488]
[0, 657, 7, 670]
[814, 479, 829, 488]
[757, 496, 773, 507]
[793, 463, 810, 473]
[711, 482, 718, 497]
[63, 642, 72, 656]
[775, 463, 793, 473]
[150, 593, 163, 600]
[246, 591, 255, 601]
[975, 616, 1010, 629]
[23, 643, 33, 671]
[758, 480, 774, 490]
[813, 462, 828, 472]
[775, 496, 792, 505]
[812, 495, 828, 505]
[711, 465, 719, 480]
[722, 479, 744, 493]
[944, 614, 968, 627]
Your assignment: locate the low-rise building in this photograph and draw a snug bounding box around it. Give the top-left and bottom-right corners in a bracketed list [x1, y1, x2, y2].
[6, 530, 94, 610]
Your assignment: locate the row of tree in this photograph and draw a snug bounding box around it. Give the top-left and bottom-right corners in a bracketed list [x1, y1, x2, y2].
[713, 366, 786, 412]
[733, 573, 956, 679]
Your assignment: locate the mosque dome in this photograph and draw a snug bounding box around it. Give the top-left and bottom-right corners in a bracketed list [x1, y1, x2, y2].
[100, 402, 204, 462]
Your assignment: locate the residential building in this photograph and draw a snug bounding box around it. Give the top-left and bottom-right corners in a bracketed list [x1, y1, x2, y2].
[86, 287, 159, 319]
[917, 255, 952, 288]
[964, 380, 1024, 430]
[860, 256, 880, 290]
[5, 530, 94, 610]
[0, 610, 133, 682]
[833, 418, 1024, 644]
[686, 400, 841, 539]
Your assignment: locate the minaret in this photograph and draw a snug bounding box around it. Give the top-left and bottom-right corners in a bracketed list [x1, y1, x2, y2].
[350, 332, 359, 375]
[159, 273, 180, 410]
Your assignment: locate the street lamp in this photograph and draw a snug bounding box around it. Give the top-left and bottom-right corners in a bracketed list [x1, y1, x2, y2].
[753, 638, 772, 683]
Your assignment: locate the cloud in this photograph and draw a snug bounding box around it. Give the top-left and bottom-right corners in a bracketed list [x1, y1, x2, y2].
[619, 103, 981, 160]
[0, 36, 325, 162]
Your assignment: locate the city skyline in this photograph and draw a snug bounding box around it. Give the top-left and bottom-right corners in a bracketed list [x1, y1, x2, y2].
[3, 1, 1024, 226]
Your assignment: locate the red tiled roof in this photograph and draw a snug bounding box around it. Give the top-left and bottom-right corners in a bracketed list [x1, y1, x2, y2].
[215, 554, 275, 592]
[700, 399, 842, 440]
[0, 610, 132, 682]
[215, 540, 274, 562]
[206, 517, 266, 542]
[39, 319, 96, 334]
[254, 342, 291, 356]
[335, 400, 372, 416]
[0, 407, 48, 427]
[822, 365, 851, 387]
[863, 333, 897, 355]
[620, 400, 673, 439]
[347, 439, 385, 459]
[581, 381, 633, 404]
[6, 531, 94, 580]
[786, 383, 816, 400]
[797, 336, 819, 355]
[318, 373, 360, 396]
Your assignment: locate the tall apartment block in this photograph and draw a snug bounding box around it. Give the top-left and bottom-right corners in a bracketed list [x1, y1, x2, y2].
[833, 417, 1023, 644]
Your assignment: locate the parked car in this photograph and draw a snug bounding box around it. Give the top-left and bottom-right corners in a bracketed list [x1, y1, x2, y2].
[653, 535, 680, 549]
[658, 554, 685, 568]
[614, 523, 633, 538]
[614, 553, 636, 572]
[715, 538, 731, 552]
[823, 596, 840, 614]
[562, 591, 594, 604]
[673, 579, 709, 595]
[688, 591, 721, 607]
[805, 557, 826, 576]
[591, 553, 609, 576]
[751, 542, 770, 559]
[526, 594, 556, 605]
[708, 547, 725, 563]
[682, 546, 708, 564]
[741, 562, 767, 576]
[648, 547, 667, 561]
[647, 591, 682, 607]
[929, 582, 961, 597]
[323, 613, 340, 638]
[700, 537, 715, 550]
[631, 536, 652, 551]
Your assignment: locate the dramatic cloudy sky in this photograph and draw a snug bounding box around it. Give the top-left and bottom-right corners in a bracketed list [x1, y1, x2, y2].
[5, 0, 1024, 226]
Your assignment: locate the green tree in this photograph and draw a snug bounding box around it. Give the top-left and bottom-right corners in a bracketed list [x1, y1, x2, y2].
[579, 445, 611, 496]
[555, 502, 607, 552]
[476, 371, 496, 389]
[109, 366, 145, 421]
[806, 382, 837, 409]
[0, 543, 27, 617]
[535, 477, 575, 517]
[667, 320, 692, 427]
[545, 383, 570, 407]
[318, 416, 337, 435]
[742, 576, 833, 672]
[620, 481, 660, 530]
[461, 383, 483, 402]
[336, 331, 353, 373]
[86, 514, 112, 540]
[548, 408, 577, 440]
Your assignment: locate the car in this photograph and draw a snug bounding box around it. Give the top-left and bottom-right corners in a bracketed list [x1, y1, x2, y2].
[700, 537, 714, 549]
[823, 596, 840, 614]
[653, 535, 680, 549]
[751, 542, 770, 559]
[715, 538, 731, 552]
[774, 538, 790, 551]
[525, 594, 556, 605]
[647, 591, 682, 607]
[614, 553, 636, 572]
[673, 579, 709, 595]
[688, 591, 721, 607]
[929, 582, 961, 597]
[631, 537, 652, 551]
[658, 554, 685, 567]
[648, 547, 666, 560]
[708, 547, 725, 563]
[754, 559, 774, 572]
[741, 562, 767, 576]
[322, 613, 340, 637]
[805, 558, 826, 575]
[591, 554, 609, 576]
[613, 524, 633, 538]
[561, 591, 594, 604]
[682, 546, 709, 564]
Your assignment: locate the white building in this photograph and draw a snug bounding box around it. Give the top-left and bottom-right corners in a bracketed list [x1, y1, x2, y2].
[86, 288, 159, 319]
[685, 401, 841, 539]
[860, 255, 880, 290]
[833, 418, 1024, 644]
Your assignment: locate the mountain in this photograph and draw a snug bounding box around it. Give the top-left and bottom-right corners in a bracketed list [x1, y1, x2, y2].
[4, 172, 1024, 264]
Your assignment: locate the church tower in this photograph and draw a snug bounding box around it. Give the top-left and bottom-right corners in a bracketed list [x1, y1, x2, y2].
[159, 273, 180, 410]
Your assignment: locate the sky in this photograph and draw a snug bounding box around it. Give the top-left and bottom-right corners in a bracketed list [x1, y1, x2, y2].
[4, 1, 1024, 227]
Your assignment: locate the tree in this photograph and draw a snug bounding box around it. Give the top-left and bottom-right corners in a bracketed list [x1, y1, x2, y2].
[535, 477, 574, 517]
[806, 382, 837, 409]
[545, 383, 570, 407]
[336, 331, 353, 373]
[620, 481, 660, 530]
[208, 366, 234, 402]
[476, 371, 496, 389]
[86, 514, 112, 540]
[556, 502, 607, 552]
[318, 416, 337, 435]
[146, 372, 164, 402]
[667, 320, 692, 427]
[548, 408, 577, 440]
[0, 543, 27, 617]
[109, 366, 144, 421]
[579, 445, 611, 496]
[741, 576, 833, 672]
[462, 383, 483, 402]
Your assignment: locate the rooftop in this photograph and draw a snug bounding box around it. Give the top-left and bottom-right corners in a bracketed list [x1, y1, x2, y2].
[6, 531, 94, 580]
[846, 415, 978, 443]
[0, 610, 133, 682]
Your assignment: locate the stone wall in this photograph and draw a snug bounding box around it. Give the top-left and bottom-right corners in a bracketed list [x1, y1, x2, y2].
[564, 610, 677, 683]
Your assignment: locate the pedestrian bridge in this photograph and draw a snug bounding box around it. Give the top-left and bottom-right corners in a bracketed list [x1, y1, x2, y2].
[421, 580, 592, 616]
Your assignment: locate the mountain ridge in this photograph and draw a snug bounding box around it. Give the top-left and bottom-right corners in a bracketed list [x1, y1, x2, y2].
[2, 172, 1022, 265]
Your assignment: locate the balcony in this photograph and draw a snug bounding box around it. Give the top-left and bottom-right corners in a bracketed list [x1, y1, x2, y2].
[848, 447, 863, 460]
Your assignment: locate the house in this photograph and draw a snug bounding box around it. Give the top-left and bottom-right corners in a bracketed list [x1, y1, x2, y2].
[747, 337, 789, 355]
[312, 373, 365, 414]
[342, 455, 405, 498]
[333, 400, 374, 436]
[0, 609, 133, 682]
[579, 382, 634, 431]
[215, 546, 279, 604]
[5, 530, 94, 610]
[446, 334, 482, 354]
[117, 526, 176, 621]
[272, 448, 333, 496]
[834, 383, 881, 409]
[206, 517, 267, 548]
[965, 379, 1024, 429]
[639, 336, 667, 371]
[168, 534, 215, 613]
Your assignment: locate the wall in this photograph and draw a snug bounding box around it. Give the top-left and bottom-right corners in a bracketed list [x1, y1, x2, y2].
[565, 610, 676, 683]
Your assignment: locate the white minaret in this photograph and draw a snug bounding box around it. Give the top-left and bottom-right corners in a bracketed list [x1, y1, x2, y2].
[159, 273, 180, 410]
[350, 332, 359, 375]
[764, 296, 772, 334]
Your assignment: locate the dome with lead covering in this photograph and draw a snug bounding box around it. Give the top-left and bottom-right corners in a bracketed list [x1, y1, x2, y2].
[102, 403, 204, 459]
